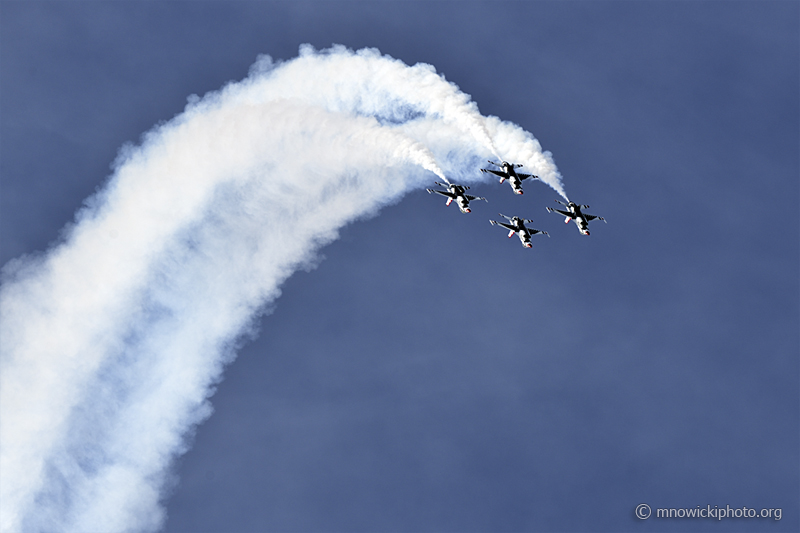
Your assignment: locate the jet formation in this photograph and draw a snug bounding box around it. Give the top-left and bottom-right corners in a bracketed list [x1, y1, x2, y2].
[427, 160, 605, 248]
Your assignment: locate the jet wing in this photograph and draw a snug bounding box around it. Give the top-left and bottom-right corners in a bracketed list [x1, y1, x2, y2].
[491, 221, 516, 231]
[427, 189, 455, 198]
[526, 228, 548, 236]
[547, 207, 572, 217]
[585, 214, 606, 222]
[465, 195, 487, 202]
[480, 169, 508, 179]
[519, 173, 539, 181]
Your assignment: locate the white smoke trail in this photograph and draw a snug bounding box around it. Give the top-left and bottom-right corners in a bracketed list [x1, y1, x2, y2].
[0, 45, 564, 533]
[485, 115, 568, 200]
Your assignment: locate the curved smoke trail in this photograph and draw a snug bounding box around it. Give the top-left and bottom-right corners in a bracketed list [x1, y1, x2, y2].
[0, 45, 564, 533]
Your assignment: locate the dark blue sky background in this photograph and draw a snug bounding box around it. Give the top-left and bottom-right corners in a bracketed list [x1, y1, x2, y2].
[1, 1, 797, 532]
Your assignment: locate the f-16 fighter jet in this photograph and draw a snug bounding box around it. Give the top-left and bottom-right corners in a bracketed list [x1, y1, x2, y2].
[480, 161, 539, 195]
[546, 199, 606, 235]
[489, 213, 549, 248]
[426, 182, 487, 214]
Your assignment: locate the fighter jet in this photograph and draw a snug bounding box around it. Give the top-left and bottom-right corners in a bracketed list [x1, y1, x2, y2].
[426, 181, 487, 214]
[545, 199, 606, 235]
[480, 160, 539, 195]
[489, 213, 549, 248]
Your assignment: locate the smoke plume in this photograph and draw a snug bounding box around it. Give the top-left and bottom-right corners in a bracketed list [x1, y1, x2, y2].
[0, 45, 564, 533]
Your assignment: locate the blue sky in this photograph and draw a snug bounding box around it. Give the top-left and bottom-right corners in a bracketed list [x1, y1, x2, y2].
[1, 1, 797, 532]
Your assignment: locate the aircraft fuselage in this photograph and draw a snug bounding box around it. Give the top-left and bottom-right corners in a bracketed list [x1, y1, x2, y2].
[562, 204, 591, 235]
[516, 229, 533, 247]
[509, 219, 533, 247]
[456, 195, 471, 213]
[508, 175, 524, 195]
